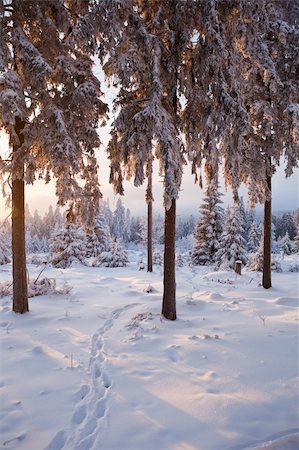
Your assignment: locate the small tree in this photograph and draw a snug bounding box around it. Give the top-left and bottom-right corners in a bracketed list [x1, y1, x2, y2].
[248, 238, 264, 272]
[94, 208, 113, 254]
[49, 223, 87, 269]
[112, 197, 127, 242]
[279, 232, 295, 256]
[192, 180, 224, 265]
[247, 219, 260, 253]
[0, 230, 10, 265]
[215, 205, 248, 269]
[93, 238, 128, 268]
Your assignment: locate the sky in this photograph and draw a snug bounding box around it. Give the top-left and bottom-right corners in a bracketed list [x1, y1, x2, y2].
[0, 123, 298, 220]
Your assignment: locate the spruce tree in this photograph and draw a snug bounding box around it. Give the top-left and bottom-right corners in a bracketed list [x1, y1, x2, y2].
[0, 0, 107, 312]
[93, 238, 128, 268]
[49, 223, 87, 269]
[247, 219, 260, 253]
[294, 231, 299, 253]
[192, 180, 224, 265]
[215, 205, 248, 270]
[94, 207, 113, 254]
[279, 232, 295, 256]
[0, 230, 10, 265]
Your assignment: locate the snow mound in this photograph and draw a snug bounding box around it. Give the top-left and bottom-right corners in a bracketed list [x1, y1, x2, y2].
[274, 297, 299, 307]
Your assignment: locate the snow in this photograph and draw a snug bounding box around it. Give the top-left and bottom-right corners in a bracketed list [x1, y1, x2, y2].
[0, 252, 298, 450]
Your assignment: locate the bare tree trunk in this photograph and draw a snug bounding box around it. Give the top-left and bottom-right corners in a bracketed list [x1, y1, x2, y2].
[263, 168, 272, 289]
[147, 200, 153, 272]
[162, 198, 176, 320]
[12, 117, 28, 313]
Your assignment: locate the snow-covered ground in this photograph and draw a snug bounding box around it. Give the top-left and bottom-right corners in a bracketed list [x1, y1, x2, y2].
[0, 251, 298, 450]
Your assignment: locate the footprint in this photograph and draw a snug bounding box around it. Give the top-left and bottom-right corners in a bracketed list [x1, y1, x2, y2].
[72, 404, 87, 425]
[74, 385, 90, 402]
[97, 339, 103, 350]
[95, 398, 106, 418]
[77, 433, 96, 450]
[102, 371, 111, 388]
[93, 363, 101, 379]
[44, 430, 66, 450]
[81, 417, 97, 437]
[165, 345, 183, 363]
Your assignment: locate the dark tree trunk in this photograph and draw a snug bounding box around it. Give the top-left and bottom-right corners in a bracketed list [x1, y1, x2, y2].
[263, 169, 272, 289]
[162, 198, 176, 320]
[12, 117, 28, 313]
[147, 200, 153, 272]
[234, 260, 242, 275]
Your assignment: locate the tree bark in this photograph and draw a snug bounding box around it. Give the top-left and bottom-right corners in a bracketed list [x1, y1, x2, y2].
[147, 200, 153, 272]
[12, 117, 28, 313]
[162, 198, 176, 320]
[263, 169, 272, 289]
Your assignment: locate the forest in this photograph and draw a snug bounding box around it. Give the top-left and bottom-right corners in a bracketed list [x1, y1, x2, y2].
[0, 1, 298, 449]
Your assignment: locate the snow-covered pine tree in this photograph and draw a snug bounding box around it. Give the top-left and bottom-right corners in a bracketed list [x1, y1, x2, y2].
[0, 1, 107, 312]
[293, 209, 299, 231]
[274, 213, 297, 240]
[248, 238, 264, 272]
[225, 2, 298, 288]
[112, 197, 127, 242]
[93, 206, 113, 255]
[249, 230, 282, 273]
[104, 0, 200, 320]
[279, 232, 295, 256]
[49, 222, 87, 269]
[192, 179, 224, 265]
[215, 205, 248, 270]
[247, 219, 260, 253]
[0, 230, 10, 264]
[294, 231, 299, 253]
[93, 238, 128, 268]
[130, 217, 146, 245]
[183, 1, 298, 289]
[271, 222, 279, 254]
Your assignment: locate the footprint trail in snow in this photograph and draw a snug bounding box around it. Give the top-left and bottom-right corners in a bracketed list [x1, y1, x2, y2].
[45, 302, 139, 450]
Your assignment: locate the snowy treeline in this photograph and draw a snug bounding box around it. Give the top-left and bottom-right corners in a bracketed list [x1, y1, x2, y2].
[1, 198, 298, 269]
[191, 190, 299, 270]
[0, 198, 195, 267]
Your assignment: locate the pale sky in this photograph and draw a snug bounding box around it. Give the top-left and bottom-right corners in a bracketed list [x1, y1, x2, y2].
[0, 124, 298, 220]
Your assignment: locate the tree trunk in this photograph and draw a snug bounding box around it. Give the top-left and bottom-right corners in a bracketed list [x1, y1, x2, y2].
[12, 117, 28, 313]
[262, 170, 272, 289]
[162, 198, 176, 320]
[147, 200, 153, 272]
[234, 260, 242, 275]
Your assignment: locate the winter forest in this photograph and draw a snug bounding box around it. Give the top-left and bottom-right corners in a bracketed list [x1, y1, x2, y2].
[0, 1, 299, 450]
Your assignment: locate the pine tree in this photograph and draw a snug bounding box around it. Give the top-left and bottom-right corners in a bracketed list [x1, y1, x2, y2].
[247, 219, 260, 253]
[49, 223, 87, 269]
[0, 1, 107, 312]
[183, 2, 298, 289]
[93, 238, 128, 268]
[275, 213, 297, 240]
[279, 232, 295, 256]
[112, 197, 127, 242]
[130, 217, 146, 245]
[104, 1, 200, 320]
[249, 238, 264, 272]
[192, 180, 224, 265]
[94, 207, 113, 254]
[0, 230, 10, 264]
[215, 205, 248, 269]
